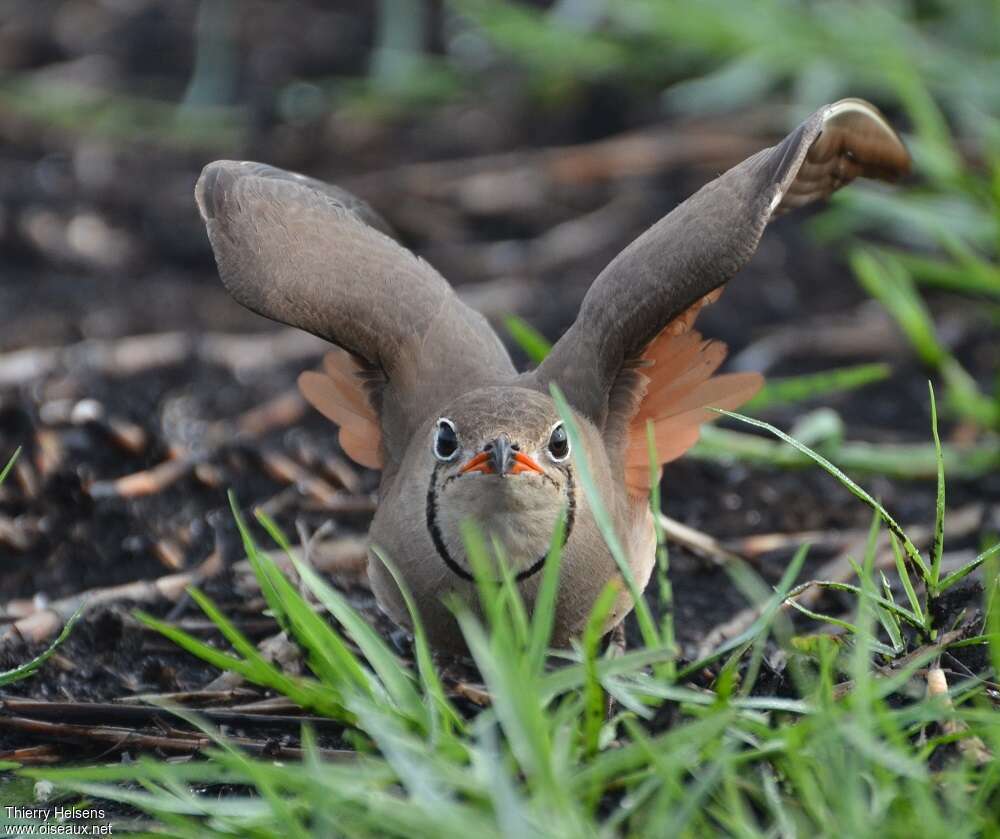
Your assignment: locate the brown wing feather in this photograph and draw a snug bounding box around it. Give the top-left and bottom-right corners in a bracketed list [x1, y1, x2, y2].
[298, 350, 383, 470]
[615, 291, 762, 496]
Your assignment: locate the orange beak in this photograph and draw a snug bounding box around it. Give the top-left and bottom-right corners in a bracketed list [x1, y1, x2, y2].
[458, 450, 544, 476]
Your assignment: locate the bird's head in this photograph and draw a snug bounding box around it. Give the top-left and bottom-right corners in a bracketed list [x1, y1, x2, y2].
[418, 386, 596, 582]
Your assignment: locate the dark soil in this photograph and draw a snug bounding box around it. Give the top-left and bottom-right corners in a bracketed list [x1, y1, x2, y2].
[0, 0, 997, 770]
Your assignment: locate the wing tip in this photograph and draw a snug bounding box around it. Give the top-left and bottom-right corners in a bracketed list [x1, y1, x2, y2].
[824, 97, 912, 179]
[195, 160, 244, 223]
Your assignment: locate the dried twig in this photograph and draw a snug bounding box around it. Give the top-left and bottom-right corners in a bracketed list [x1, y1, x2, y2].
[88, 456, 193, 499]
[85, 388, 310, 501]
[658, 514, 751, 568]
[231, 536, 369, 585]
[153, 538, 187, 572]
[116, 689, 262, 706]
[259, 449, 375, 512]
[0, 714, 351, 761]
[0, 551, 222, 646]
[347, 119, 762, 212]
[0, 329, 325, 388]
[0, 698, 342, 733]
[0, 744, 63, 765]
[0, 513, 34, 551]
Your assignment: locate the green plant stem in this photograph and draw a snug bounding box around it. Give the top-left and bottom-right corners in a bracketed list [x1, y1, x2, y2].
[692, 425, 999, 480]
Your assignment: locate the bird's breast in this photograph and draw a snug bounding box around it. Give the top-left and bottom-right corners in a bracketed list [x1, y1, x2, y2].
[435, 473, 567, 578]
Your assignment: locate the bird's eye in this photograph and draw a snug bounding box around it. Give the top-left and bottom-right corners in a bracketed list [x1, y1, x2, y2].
[434, 418, 459, 462]
[547, 423, 570, 462]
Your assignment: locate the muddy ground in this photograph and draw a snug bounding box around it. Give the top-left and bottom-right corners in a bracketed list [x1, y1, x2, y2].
[0, 1, 997, 767]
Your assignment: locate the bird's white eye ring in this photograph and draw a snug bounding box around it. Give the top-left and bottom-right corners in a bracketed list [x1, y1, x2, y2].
[546, 422, 570, 462]
[433, 418, 460, 462]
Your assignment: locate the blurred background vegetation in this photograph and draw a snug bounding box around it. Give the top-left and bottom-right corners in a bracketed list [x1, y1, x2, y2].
[0, 0, 996, 483]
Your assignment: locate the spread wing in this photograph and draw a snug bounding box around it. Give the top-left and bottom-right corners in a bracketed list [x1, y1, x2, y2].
[196, 161, 515, 466]
[534, 98, 910, 425]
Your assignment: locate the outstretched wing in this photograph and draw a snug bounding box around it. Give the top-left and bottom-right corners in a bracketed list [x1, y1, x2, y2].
[534, 98, 910, 425]
[196, 161, 515, 466]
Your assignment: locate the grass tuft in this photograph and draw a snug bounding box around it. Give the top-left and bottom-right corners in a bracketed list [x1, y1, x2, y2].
[11, 398, 995, 835]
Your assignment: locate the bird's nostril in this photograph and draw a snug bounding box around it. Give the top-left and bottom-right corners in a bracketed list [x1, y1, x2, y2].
[484, 442, 493, 451]
[511, 443, 520, 451]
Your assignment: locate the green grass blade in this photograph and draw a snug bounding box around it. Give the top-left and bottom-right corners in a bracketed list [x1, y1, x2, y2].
[551, 383, 660, 648]
[539, 644, 678, 699]
[647, 419, 677, 679]
[744, 363, 892, 412]
[939, 542, 1000, 593]
[455, 610, 561, 805]
[135, 608, 308, 705]
[287, 549, 428, 726]
[527, 511, 567, 677]
[784, 579, 923, 630]
[0, 605, 82, 687]
[878, 571, 905, 652]
[677, 544, 809, 680]
[504, 315, 553, 363]
[715, 408, 931, 581]
[580, 581, 620, 759]
[851, 247, 945, 366]
[245, 511, 379, 697]
[0, 446, 20, 486]
[890, 532, 925, 625]
[928, 382, 946, 590]
[693, 425, 1000, 479]
[136, 595, 349, 720]
[371, 546, 464, 735]
[227, 492, 291, 636]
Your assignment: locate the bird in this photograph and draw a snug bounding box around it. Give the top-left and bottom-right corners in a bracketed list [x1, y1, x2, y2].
[195, 98, 910, 653]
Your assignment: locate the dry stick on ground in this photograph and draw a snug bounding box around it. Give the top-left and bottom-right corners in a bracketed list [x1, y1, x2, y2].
[89, 455, 195, 500]
[115, 688, 263, 706]
[85, 388, 310, 500]
[658, 514, 753, 568]
[153, 538, 187, 572]
[0, 715, 353, 762]
[0, 698, 343, 734]
[259, 449, 376, 513]
[205, 534, 377, 694]
[730, 528, 870, 559]
[696, 506, 984, 659]
[0, 536, 367, 647]
[728, 305, 908, 373]
[0, 550, 224, 646]
[0, 744, 63, 766]
[0, 329, 327, 389]
[232, 535, 369, 588]
[0, 512, 34, 552]
[41, 397, 150, 456]
[346, 118, 764, 215]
